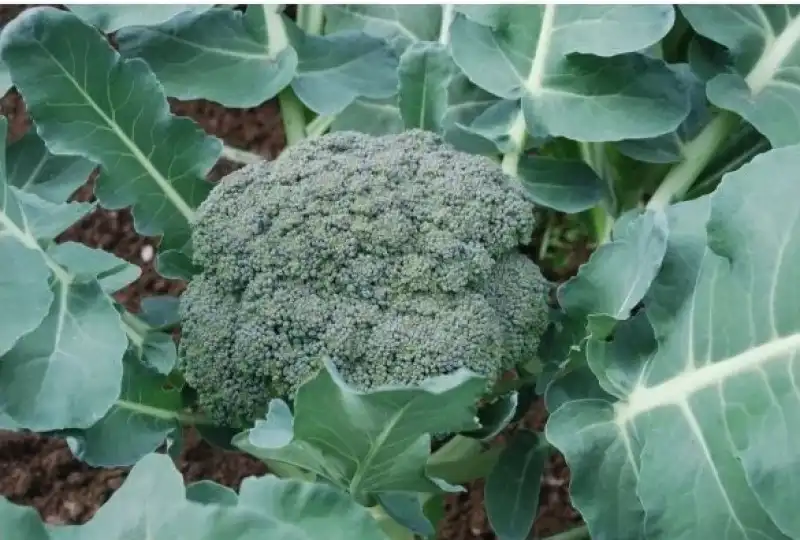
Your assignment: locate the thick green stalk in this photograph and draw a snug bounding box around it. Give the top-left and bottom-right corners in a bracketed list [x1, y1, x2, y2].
[296, 4, 325, 35]
[306, 114, 336, 139]
[278, 88, 308, 146]
[220, 144, 264, 165]
[647, 111, 738, 210]
[114, 399, 212, 425]
[501, 111, 527, 177]
[263, 5, 308, 146]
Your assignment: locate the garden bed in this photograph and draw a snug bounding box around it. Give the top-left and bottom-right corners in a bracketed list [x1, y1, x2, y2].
[0, 7, 584, 534]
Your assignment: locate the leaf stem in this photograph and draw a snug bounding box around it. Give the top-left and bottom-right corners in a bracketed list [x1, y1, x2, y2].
[114, 399, 213, 425]
[220, 144, 264, 165]
[439, 4, 455, 45]
[647, 111, 738, 210]
[501, 111, 527, 177]
[120, 310, 147, 348]
[278, 88, 308, 146]
[306, 114, 335, 138]
[296, 4, 325, 35]
[542, 524, 590, 540]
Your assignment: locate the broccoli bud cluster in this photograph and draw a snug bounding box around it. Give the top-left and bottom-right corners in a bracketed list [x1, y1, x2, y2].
[179, 130, 551, 424]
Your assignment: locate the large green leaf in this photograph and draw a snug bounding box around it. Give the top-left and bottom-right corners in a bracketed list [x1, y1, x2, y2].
[116, 7, 297, 109]
[324, 5, 444, 54]
[0, 453, 389, 539]
[0, 7, 220, 251]
[0, 273, 127, 431]
[449, 6, 689, 142]
[616, 63, 712, 164]
[286, 20, 399, 115]
[67, 4, 208, 32]
[484, 430, 548, 540]
[235, 359, 485, 498]
[237, 475, 388, 540]
[7, 130, 95, 203]
[547, 145, 800, 539]
[398, 42, 455, 132]
[557, 209, 669, 327]
[64, 354, 182, 467]
[516, 156, 605, 213]
[681, 6, 800, 147]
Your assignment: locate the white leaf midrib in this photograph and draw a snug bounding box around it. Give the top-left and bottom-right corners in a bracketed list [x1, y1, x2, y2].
[615, 331, 800, 423]
[745, 10, 800, 92]
[523, 4, 556, 95]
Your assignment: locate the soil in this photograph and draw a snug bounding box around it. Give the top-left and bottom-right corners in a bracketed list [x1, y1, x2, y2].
[0, 5, 585, 538]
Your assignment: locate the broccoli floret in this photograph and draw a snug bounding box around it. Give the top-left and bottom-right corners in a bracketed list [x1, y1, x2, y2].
[179, 130, 551, 425]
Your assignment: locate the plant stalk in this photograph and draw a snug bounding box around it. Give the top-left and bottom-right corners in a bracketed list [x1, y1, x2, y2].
[306, 114, 336, 139]
[262, 5, 308, 146]
[501, 111, 528, 177]
[114, 399, 213, 425]
[278, 88, 308, 146]
[647, 111, 738, 210]
[296, 4, 325, 35]
[220, 144, 264, 165]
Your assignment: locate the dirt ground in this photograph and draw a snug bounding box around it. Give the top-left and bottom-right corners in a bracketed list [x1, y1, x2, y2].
[0, 5, 584, 538]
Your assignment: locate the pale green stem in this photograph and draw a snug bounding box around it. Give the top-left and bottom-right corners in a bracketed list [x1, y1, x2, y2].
[220, 144, 264, 165]
[501, 111, 527, 177]
[647, 111, 738, 210]
[278, 89, 309, 146]
[580, 142, 615, 243]
[120, 310, 147, 348]
[543, 524, 591, 540]
[439, 4, 455, 44]
[262, 5, 308, 146]
[306, 114, 336, 139]
[114, 399, 212, 425]
[296, 4, 325, 35]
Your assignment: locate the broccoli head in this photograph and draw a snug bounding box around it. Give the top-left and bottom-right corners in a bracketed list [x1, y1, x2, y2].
[179, 130, 551, 425]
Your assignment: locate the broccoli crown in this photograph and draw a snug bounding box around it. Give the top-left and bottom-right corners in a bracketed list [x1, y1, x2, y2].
[179, 130, 550, 425]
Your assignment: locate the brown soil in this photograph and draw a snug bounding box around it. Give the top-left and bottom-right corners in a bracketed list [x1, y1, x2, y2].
[0, 5, 583, 538]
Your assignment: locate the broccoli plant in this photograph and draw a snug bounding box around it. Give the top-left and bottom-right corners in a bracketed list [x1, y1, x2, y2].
[0, 4, 799, 540]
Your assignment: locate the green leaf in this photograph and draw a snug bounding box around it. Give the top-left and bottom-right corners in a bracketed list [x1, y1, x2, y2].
[64, 354, 181, 467]
[0, 237, 52, 357]
[67, 4, 209, 32]
[235, 359, 485, 497]
[557, 209, 669, 324]
[616, 63, 712, 164]
[517, 156, 605, 213]
[49, 242, 141, 294]
[186, 481, 239, 506]
[1, 452, 387, 539]
[7, 129, 95, 202]
[139, 332, 178, 375]
[378, 492, 435, 537]
[287, 20, 400, 115]
[681, 6, 800, 147]
[450, 6, 689, 142]
[0, 498, 49, 540]
[324, 5, 444, 54]
[0, 7, 220, 251]
[139, 296, 181, 328]
[0, 57, 10, 96]
[547, 145, 800, 539]
[465, 392, 519, 441]
[398, 42, 455, 132]
[116, 7, 297, 109]
[237, 475, 388, 540]
[155, 249, 198, 280]
[249, 399, 294, 449]
[484, 430, 548, 540]
[0, 277, 127, 431]
[331, 97, 404, 135]
[12, 190, 93, 241]
[440, 75, 512, 155]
